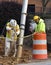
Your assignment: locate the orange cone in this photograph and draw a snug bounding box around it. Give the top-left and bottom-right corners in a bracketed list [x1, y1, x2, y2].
[33, 33, 48, 59]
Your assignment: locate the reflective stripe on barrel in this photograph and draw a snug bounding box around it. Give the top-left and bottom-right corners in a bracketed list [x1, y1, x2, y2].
[33, 33, 48, 59]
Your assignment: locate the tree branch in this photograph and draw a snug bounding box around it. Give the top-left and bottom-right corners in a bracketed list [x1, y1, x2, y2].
[44, 0, 50, 6]
[41, 0, 45, 6]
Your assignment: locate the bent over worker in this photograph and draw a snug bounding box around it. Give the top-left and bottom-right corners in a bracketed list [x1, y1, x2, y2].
[33, 15, 46, 33]
[5, 19, 20, 57]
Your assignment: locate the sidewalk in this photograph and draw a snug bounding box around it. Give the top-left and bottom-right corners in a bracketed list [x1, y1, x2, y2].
[18, 58, 51, 65]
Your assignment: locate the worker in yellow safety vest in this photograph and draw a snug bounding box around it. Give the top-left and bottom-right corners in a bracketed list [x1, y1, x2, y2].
[5, 19, 20, 57]
[33, 15, 46, 33]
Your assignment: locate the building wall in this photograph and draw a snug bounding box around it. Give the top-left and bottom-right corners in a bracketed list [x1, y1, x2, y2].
[0, 0, 51, 13]
[17, 0, 51, 13]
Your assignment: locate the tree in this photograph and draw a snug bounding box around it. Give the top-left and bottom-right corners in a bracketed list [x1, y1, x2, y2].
[40, 0, 51, 18]
[41, 0, 50, 13]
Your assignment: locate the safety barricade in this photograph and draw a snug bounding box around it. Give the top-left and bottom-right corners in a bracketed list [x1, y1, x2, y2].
[33, 33, 48, 59]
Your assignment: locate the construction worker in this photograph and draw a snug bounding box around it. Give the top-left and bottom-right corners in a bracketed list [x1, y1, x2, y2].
[33, 15, 46, 33]
[5, 19, 20, 57]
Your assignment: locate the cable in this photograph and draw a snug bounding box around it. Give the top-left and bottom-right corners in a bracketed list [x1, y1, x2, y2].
[0, 33, 34, 39]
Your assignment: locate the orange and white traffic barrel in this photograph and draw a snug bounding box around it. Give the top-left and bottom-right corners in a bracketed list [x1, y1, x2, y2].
[33, 33, 48, 59]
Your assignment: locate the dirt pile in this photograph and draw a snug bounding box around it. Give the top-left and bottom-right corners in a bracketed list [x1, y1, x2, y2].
[0, 36, 51, 65]
[0, 37, 32, 64]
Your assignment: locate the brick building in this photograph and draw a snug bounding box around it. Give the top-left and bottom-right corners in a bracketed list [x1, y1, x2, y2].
[0, 0, 51, 13]
[17, 0, 51, 13]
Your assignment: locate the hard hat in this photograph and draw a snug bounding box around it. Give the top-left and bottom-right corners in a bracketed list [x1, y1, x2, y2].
[33, 15, 40, 20]
[10, 19, 17, 26]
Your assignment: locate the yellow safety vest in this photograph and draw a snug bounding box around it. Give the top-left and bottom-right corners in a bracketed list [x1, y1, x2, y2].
[6, 22, 20, 40]
[35, 19, 46, 33]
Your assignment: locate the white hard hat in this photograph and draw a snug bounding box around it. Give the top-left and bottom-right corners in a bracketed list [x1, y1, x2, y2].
[10, 19, 17, 26]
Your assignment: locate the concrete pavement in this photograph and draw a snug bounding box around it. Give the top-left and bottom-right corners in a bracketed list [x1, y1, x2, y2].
[18, 59, 51, 65]
[18, 61, 51, 65]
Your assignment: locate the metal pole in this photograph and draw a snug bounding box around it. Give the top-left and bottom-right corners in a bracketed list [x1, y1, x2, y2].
[17, 0, 28, 62]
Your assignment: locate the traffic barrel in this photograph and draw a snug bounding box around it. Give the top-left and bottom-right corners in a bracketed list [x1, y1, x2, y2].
[33, 33, 48, 59]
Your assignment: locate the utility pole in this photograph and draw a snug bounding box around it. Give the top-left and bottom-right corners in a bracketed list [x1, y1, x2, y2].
[17, 0, 28, 63]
